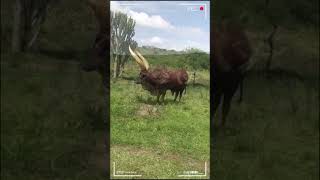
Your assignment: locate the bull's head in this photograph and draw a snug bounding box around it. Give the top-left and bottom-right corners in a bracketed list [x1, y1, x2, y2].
[128, 46, 150, 84]
[129, 46, 165, 96]
[81, 0, 109, 87]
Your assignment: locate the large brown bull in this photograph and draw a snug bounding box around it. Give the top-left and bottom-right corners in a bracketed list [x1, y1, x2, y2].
[81, 0, 109, 87]
[128, 46, 188, 103]
[212, 22, 252, 126]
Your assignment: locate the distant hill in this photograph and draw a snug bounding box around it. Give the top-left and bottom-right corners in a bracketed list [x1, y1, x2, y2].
[137, 45, 208, 55]
[137, 46, 183, 55]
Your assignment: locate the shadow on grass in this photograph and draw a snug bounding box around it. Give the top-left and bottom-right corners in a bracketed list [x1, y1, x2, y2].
[213, 124, 241, 137]
[189, 83, 209, 89]
[135, 95, 186, 105]
[122, 76, 137, 81]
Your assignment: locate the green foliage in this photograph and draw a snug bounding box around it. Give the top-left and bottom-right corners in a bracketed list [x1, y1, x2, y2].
[131, 46, 210, 70]
[1, 53, 107, 179]
[111, 11, 137, 77]
[185, 52, 210, 70]
[111, 11, 136, 55]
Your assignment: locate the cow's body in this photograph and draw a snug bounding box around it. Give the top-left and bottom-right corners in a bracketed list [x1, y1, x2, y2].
[132, 59, 188, 103]
[168, 69, 188, 101]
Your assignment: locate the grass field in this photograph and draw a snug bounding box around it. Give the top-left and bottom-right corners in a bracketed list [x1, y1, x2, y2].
[213, 71, 319, 180]
[1, 28, 319, 179]
[212, 28, 319, 180]
[1, 53, 108, 180]
[110, 62, 210, 179]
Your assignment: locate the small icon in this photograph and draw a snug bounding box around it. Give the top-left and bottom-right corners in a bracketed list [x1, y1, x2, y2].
[200, 6, 204, 11]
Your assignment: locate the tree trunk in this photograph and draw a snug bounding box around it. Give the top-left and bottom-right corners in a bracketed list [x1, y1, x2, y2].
[11, 0, 23, 52]
[113, 56, 118, 78]
[118, 57, 127, 77]
[116, 59, 121, 77]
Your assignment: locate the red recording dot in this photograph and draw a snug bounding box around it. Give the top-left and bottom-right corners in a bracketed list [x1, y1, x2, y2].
[200, 6, 204, 11]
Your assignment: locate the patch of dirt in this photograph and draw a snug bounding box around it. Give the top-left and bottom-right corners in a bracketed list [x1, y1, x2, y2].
[136, 104, 159, 117]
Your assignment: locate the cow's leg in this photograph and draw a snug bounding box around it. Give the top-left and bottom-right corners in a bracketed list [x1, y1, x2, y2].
[221, 81, 239, 126]
[161, 91, 166, 104]
[156, 91, 161, 104]
[173, 91, 178, 101]
[212, 90, 223, 126]
[221, 95, 231, 126]
[213, 90, 223, 115]
[178, 89, 183, 101]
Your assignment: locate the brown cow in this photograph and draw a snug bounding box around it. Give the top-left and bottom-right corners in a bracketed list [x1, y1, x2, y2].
[212, 22, 252, 126]
[129, 46, 188, 103]
[81, 0, 109, 87]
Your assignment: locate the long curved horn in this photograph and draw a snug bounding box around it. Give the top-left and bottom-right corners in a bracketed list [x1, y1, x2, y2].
[135, 50, 149, 70]
[129, 46, 146, 70]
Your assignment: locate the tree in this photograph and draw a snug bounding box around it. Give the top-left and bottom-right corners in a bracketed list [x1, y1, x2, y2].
[11, 0, 50, 52]
[184, 48, 209, 70]
[111, 11, 137, 78]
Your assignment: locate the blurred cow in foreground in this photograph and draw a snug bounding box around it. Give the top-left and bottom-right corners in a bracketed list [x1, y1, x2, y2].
[129, 46, 188, 103]
[212, 22, 252, 126]
[81, 0, 109, 87]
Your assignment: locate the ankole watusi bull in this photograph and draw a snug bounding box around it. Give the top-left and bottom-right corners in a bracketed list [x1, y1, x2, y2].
[81, 0, 252, 125]
[128, 46, 188, 103]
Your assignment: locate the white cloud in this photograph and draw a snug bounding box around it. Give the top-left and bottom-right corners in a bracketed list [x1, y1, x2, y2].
[149, 36, 164, 44]
[139, 36, 165, 46]
[111, 1, 174, 30]
[110, 1, 210, 53]
[110, 1, 125, 13]
[128, 10, 174, 29]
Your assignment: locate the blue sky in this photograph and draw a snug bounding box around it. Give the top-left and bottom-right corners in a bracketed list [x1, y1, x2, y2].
[111, 1, 210, 53]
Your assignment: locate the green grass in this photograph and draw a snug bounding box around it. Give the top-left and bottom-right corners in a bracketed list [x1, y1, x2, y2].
[110, 64, 210, 179]
[212, 72, 319, 180]
[1, 53, 107, 180]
